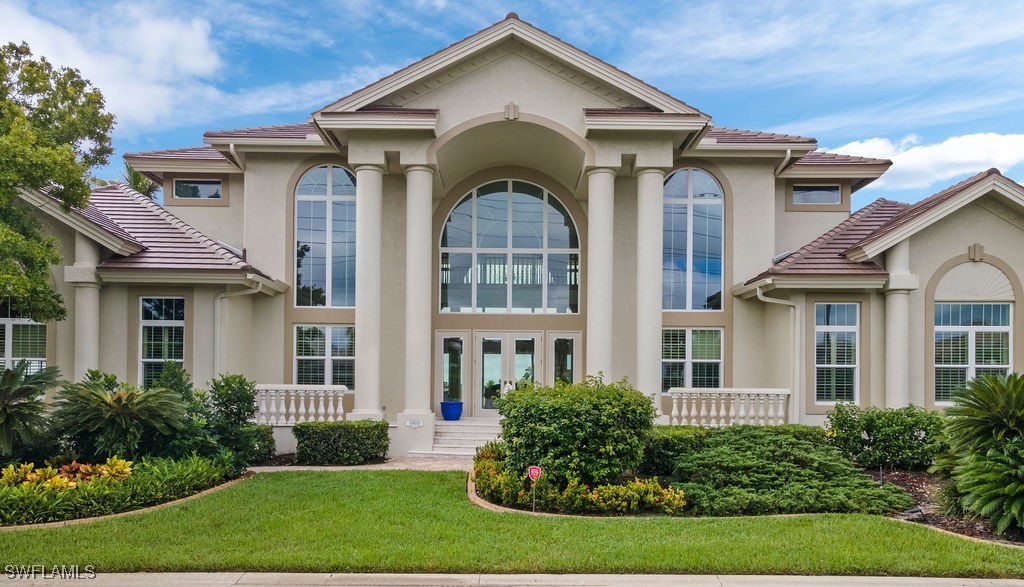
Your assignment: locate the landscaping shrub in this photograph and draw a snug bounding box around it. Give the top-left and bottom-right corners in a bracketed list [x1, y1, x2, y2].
[153, 363, 219, 459]
[54, 377, 185, 459]
[671, 426, 913, 516]
[638, 425, 709, 476]
[473, 451, 686, 515]
[499, 376, 656, 486]
[944, 374, 1024, 534]
[293, 420, 389, 465]
[0, 453, 234, 525]
[0, 363, 60, 456]
[825, 403, 947, 469]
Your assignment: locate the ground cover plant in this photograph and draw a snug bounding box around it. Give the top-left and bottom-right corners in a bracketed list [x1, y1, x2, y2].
[669, 426, 914, 516]
[0, 470, 1021, 576]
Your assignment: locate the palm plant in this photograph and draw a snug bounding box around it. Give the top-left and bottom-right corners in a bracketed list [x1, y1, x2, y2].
[0, 362, 60, 456]
[55, 381, 185, 458]
[946, 373, 1024, 454]
[122, 163, 159, 198]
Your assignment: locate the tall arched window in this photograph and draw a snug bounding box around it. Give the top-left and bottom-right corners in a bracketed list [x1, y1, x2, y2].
[295, 165, 356, 307]
[663, 168, 724, 310]
[440, 179, 579, 314]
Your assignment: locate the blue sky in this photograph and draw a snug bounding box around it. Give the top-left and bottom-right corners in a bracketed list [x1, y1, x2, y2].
[3, 0, 1024, 209]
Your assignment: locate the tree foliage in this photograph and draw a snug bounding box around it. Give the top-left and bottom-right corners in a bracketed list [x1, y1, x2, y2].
[0, 42, 115, 322]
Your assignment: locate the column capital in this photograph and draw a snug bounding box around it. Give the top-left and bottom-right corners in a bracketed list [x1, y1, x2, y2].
[585, 166, 617, 177]
[353, 163, 385, 175]
[634, 167, 668, 178]
[403, 164, 435, 175]
[64, 265, 101, 285]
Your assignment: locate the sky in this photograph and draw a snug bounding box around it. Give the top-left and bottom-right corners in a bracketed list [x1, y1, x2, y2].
[2, 0, 1024, 210]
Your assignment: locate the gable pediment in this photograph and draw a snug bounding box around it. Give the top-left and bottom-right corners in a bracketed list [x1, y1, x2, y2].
[315, 16, 707, 118]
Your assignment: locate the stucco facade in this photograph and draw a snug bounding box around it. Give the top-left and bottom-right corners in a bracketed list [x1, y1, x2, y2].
[12, 15, 1024, 455]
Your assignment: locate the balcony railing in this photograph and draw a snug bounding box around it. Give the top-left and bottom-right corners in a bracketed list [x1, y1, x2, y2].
[666, 388, 790, 427]
[254, 384, 352, 425]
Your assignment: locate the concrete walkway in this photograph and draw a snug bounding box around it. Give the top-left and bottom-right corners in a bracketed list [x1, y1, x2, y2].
[249, 456, 472, 473]
[13, 573, 1024, 586]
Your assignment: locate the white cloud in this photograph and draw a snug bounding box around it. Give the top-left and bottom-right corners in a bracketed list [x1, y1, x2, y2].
[831, 133, 1024, 191]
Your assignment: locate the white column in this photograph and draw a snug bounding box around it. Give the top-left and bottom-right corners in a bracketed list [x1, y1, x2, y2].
[352, 164, 384, 419]
[403, 165, 434, 413]
[585, 167, 615, 378]
[885, 240, 914, 408]
[69, 233, 101, 381]
[635, 168, 665, 405]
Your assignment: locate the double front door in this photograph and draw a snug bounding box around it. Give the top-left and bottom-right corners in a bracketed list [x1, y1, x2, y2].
[436, 330, 580, 417]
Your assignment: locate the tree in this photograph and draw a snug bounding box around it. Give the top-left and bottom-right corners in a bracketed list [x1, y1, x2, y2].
[0, 42, 115, 322]
[122, 163, 158, 198]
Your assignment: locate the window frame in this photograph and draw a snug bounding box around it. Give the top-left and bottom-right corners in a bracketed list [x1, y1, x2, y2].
[813, 302, 860, 404]
[138, 297, 185, 387]
[0, 310, 46, 373]
[293, 324, 355, 388]
[294, 164, 357, 309]
[663, 167, 725, 312]
[786, 181, 849, 212]
[792, 184, 841, 206]
[438, 179, 581, 315]
[933, 302, 1013, 405]
[661, 327, 724, 392]
[171, 178, 223, 200]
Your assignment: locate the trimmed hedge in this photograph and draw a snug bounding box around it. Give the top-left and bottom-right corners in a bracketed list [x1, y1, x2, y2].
[293, 420, 389, 465]
[499, 377, 656, 487]
[0, 454, 235, 526]
[826, 403, 947, 469]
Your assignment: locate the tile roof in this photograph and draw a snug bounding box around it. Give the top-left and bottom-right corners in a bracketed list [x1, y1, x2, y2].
[78, 202, 143, 246]
[124, 145, 229, 161]
[792, 151, 892, 166]
[705, 127, 816, 144]
[849, 168, 1003, 250]
[746, 198, 909, 284]
[203, 123, 316, 140]
[88, 184, 268, 277]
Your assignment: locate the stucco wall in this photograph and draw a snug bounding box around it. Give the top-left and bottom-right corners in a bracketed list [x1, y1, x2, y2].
[161, 174, 246, 251]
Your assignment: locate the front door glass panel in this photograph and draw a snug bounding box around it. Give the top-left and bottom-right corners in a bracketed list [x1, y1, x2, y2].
[481, 337, 503, 410]
[442, 337, 463, 402]
[514, 338, 536, 389]
[553, 338, 574, 384]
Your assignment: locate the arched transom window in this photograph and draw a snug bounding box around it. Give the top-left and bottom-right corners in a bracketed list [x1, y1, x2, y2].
[440, 179, 580, 314]
[295, 165, 357, 307]
[663, 168, 724, 310]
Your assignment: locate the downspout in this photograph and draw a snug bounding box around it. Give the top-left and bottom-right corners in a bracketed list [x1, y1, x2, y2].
[756, 286, 800, 424]
[774, 148, 793, 176]
[214, 282, 263, 375]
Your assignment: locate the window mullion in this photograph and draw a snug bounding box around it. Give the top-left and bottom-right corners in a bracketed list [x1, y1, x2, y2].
[685, 192, 694, 311]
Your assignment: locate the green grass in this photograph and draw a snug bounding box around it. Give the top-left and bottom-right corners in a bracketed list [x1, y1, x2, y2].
[1, 471, 1021, 576]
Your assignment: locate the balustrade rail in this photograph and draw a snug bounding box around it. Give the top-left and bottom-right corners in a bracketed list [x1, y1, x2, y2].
[254, 384, 352, 425]
[666, 388, 790, 426]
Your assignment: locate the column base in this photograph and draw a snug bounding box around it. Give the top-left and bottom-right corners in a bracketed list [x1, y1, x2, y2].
[391, 410, 436, 456]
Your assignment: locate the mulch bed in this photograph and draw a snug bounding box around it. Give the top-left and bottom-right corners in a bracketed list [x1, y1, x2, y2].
[869, 468, 1023, 545]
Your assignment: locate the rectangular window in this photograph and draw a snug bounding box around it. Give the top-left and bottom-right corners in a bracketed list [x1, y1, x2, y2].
[140, 297, 185, 387]
[0, 300, 46, 373]
[173, 179, 222, 199]
[295, 325, 355, 388]
[793, 185, 841, 205]
[814, 303, 858, 403]
[934, 303, 1012, 403]
[661, 328, 723, 392]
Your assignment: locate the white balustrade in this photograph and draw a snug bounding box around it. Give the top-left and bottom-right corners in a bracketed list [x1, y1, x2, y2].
[253, 385, 352, 425]
[666, 388, 790, 427]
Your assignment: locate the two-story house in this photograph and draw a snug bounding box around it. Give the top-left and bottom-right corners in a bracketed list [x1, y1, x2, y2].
[14, 15, 1024, 455]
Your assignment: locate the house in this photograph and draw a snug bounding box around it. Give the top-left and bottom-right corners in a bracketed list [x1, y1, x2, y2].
[13, 14, 1024, 455]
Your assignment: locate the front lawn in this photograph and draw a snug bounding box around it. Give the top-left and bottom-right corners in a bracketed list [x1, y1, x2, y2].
[1, 471, 1021, 576]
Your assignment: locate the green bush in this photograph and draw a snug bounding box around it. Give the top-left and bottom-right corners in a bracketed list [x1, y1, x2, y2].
[944, 374, 1024, 534]
[54, 377, 185, 459]
[0, 453, 234, 526]
[153, 363, 219, 458]
[499, 376, 656, 487]
[825, 403, 947, 469]
[473, 454, 685, 515]
[0, 363, 60, 456]
[638, 426, 709, 476]
[293, 420, 389, 465]
[671, 426, 913, 516]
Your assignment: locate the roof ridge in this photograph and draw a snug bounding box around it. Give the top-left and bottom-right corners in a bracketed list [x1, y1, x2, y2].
[106, 183, 248, 268]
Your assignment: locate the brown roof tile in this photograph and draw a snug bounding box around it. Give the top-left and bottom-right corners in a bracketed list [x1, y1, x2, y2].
[203, 123, 316, 140]
[793, 151, 892, 166]
[88, 184, 268, 278]
[705, 127, 816, 144]
[850, 168, 1003, 250]
[745, 198, 909, 284]
[124, 145, 229, 161]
